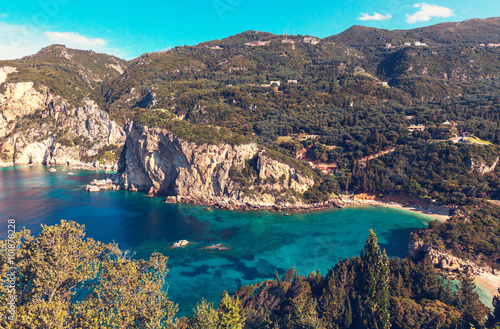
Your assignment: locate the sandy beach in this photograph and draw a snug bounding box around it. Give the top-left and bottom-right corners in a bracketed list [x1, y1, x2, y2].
[345, 194, 499, 307]
[371, 201, 450, 222]
[339, 193, 451, 222]
[475, 272, 500, 308]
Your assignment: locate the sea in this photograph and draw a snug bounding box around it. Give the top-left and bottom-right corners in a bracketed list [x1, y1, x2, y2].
[0, 166, 437, 316]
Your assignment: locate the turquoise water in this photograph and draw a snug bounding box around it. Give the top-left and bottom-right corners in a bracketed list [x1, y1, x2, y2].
[0, 166, 433, 316]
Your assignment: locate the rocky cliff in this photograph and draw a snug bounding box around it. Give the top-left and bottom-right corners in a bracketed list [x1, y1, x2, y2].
[408, 237, 498, 277]
[97, 121, 316, 208]
[0, 66, 125, 170]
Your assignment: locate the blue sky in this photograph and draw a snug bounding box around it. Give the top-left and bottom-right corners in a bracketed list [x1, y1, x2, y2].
[0, 0, 499, 60]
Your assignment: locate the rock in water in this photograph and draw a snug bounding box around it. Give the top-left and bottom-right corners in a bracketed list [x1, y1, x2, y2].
[86, 185, 101, 192]
[171, 240, 190, 248]
[85, 178, 119, 192]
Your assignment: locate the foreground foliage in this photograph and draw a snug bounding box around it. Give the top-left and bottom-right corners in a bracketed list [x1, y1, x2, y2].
[2, 223, 499, 328]
[0, 221, 176, 329]
[229, 230, 489, 329]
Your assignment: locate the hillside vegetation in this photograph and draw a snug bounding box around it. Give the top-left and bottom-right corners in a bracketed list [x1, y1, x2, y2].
[0, 44, 127, 106]
[3, 17, 500, 300]
[86, 18, 500, 269]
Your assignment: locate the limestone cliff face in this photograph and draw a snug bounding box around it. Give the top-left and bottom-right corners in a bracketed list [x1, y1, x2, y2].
[112, 122, 315, 206]
[0, 66, 125, 169]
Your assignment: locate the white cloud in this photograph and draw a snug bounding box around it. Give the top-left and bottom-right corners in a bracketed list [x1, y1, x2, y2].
[406, 3, 454, 24]
[358, 12, 392, 21]
[0, 22, 47, 60]
[0, 23, 125, 60]
[45, 32, 107, 46]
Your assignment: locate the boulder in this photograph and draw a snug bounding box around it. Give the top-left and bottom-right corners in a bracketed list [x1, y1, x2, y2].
[86, 185, 101, 192]
[171, 240, 190, 248]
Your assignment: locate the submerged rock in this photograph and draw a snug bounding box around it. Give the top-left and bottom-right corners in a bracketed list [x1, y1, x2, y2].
[202, 243, 228, 251]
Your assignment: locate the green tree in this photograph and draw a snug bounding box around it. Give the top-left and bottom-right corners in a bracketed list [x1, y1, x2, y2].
[1, 221, 104, 328]
[319, 273, 346, 328]
[357, 229, 391, 329]
[456, 274, 488, 328]
[73, 252, 177, 328]
[488, 288, 500, 327]
[0, 220, 176, 329]
[218, 291, 243, 329]
[413, 255, 441, 300]
[189, 299, 219, 329]
[284, 295, 325, 329]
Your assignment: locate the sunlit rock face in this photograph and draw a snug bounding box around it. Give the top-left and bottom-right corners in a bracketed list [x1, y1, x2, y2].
[113, 121, 314, 207]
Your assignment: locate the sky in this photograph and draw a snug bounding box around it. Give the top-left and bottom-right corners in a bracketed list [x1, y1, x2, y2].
[0, 0, 499, 60]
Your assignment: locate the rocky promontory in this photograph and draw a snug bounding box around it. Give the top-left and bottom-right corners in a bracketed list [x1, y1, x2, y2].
[408, 237, 498, 278]
[88, 121, 318, 210]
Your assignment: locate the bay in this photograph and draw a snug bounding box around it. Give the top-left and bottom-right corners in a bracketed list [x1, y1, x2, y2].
[0, 166, 433, 316]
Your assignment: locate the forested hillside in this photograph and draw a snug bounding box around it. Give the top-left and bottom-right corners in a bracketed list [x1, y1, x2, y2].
[91, 18, 500, 204]
[2, 17, 500, 328]
[0, 44, 127, 105]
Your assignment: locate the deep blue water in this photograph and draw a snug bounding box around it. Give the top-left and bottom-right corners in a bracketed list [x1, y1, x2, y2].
[0, 166, 433, 316]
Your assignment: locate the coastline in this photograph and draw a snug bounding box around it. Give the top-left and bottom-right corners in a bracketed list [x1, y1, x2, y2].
[337, 194, 450, 222]
[475, 273, 499, 309]
[85, 176, 452, 219]
[0, 162, 118, 173]
[11, 166, 496, 305]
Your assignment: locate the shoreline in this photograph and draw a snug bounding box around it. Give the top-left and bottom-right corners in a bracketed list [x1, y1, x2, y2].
[85, 177, 452, 218]
[355, 200, 450, 222]
[337, 195, 450, 222]
[475, 273, 499, 309]
[86, 177, 452, 220]
[0, 162, 118, 173]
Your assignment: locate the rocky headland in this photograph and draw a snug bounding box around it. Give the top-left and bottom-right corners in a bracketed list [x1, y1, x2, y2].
[409, 236, 500, 306]
[86, 121, 330, 211]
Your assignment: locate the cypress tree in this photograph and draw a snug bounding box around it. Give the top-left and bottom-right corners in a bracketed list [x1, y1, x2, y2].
[414, 254, 440, 300]
[488, 288, 500, 327]
[357, 229, 391, 329]
[456, 274, 488, 328]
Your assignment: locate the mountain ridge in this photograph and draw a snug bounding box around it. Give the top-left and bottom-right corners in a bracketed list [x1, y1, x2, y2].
[7, 17, 499, 62]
